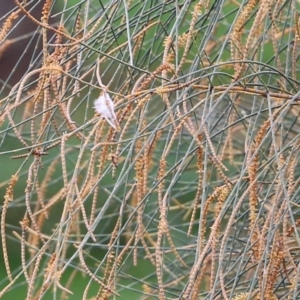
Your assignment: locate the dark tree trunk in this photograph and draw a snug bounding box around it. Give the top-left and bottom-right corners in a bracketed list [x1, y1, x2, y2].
[0, 1, 44, 91]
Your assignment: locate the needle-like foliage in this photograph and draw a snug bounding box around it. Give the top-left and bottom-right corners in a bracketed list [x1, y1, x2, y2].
[1, 0, 300, 299]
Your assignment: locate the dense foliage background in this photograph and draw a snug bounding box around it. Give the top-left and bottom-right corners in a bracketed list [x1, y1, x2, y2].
[1, 0, 300, 299]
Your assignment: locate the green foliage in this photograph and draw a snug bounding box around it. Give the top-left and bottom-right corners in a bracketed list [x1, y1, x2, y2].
[1, 0, 300, 299]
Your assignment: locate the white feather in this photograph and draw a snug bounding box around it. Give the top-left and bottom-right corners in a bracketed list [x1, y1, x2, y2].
[94, 92, 118, 129]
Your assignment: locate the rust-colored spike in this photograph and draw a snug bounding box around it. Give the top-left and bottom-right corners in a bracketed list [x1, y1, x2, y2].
[0, 10, 19, 42]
